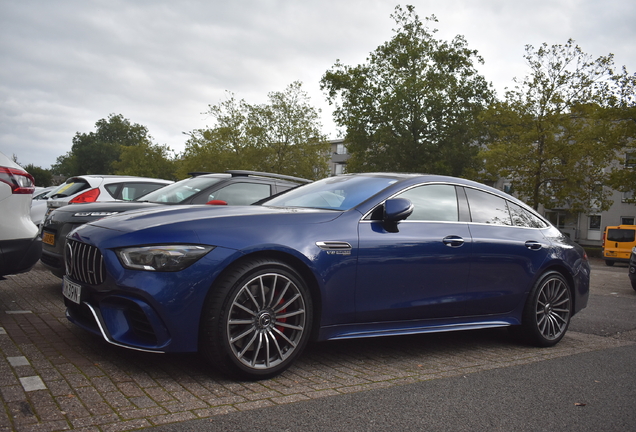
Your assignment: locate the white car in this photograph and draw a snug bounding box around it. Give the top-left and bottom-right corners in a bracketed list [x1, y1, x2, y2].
[45, 175, 173, 217]
[30, 186, 57, 226]
[0, 151, 41, 277]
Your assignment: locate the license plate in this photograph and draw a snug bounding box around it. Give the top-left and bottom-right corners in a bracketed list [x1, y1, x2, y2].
[63, 277, 82, 304]
[42, 231, 55, 246]
[606, 251, 617, 256]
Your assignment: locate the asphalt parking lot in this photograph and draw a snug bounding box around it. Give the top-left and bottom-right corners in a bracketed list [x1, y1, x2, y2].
[1, 258, 634, 431]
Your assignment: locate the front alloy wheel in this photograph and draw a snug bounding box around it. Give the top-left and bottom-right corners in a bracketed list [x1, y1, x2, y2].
[519, 271, 572, 347]
[227, 272, 307, 371]
[200, 259, 312, 380]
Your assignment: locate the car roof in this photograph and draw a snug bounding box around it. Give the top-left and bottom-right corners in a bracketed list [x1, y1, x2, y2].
[192, 170, 311, 185]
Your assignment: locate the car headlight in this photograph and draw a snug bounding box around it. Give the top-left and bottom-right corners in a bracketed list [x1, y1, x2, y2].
[115, 245, 214, 272]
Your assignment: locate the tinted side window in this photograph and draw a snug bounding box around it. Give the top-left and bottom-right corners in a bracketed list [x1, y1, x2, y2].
[465, 188, 511, 226]
[607, 229, 636, 242]
[508, 201, 547, 228]
[395, 184, 458, 222]
[205, 182, 271, 205]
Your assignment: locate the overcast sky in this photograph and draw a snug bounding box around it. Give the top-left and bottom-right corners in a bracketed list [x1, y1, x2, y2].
[1, 0, 635, 173]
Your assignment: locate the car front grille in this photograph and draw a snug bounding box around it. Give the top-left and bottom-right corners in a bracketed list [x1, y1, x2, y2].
[65, 240, 106, 285]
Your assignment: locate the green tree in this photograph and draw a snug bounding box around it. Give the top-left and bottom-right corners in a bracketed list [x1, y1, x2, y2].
[22, 164, 53, 187]
[53, 114, 153, 176]
[480, 40, 629, 212]
[180, 83, 329, 180]
[178, 94, 264, 178]
[113, 142, 176, 180]
[320, 5, 493, 176]
[248, 81, 329, 179]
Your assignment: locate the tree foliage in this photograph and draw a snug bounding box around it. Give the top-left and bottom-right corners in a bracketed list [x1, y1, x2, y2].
[22, 164, 53, 187]
[113, 142, 176, 180]
[52, 114, 155, 176]
[320, 5, 493, 176]
[606, 69, 636, 198]
[179, 82, 329, 180]
[480, 40, 632, 212]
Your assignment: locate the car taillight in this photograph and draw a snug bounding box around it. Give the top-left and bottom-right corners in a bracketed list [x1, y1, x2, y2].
[69, 188, 100, 203]
[0, 167, 35, 194]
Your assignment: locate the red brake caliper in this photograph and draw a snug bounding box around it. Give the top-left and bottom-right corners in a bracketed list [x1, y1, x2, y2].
[275, 296, 287, 335]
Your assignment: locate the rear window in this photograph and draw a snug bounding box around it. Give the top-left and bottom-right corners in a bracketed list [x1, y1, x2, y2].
[50, 179, 90, 198]
[607, 229, 636, 242]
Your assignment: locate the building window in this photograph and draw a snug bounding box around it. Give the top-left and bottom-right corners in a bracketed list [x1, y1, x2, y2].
[502, 182, 512, 194]
[588, 215, 601, 231]
[336, 143, 347, 155]
[626, 152, 636, 168]
[622, 190, 634, 203]
[622, 217, 635, 225]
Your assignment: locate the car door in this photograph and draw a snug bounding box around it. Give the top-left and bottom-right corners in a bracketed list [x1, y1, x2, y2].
[355, 184, 472, 322]
[463, 187, 550, 315]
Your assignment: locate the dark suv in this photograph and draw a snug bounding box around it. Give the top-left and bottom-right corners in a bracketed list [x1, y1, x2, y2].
[40, 170, 310, 277]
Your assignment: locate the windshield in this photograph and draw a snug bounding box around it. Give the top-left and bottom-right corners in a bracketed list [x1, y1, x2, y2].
[137, 177, 224, 203]
[264, 175, 398, 210]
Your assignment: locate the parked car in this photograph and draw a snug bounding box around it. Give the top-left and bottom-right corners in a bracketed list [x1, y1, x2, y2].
[40, 170, 310, 277]
[45, 174, 173, 216]
[628, 246, 636, 291]
[62, 173, 590, 380]
[33, 186, 56, 199]
[30, 186, 57, 226]
[0, 151, 41, 277]
[602, 225, 636, 266]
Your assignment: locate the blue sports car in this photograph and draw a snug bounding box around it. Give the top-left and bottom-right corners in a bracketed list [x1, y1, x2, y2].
[62, 173, 590, 380]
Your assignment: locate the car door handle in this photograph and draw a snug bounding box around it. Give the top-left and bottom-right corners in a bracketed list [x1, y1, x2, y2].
[443, 236, 465, 247]
[525, 240, 542, 250]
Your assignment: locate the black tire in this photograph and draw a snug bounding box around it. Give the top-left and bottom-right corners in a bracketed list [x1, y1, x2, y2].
[199, 258, 313, 380]
[630, 278, 636, 292]
[517, 271, 572, 347]
[605, 260, 615, 266]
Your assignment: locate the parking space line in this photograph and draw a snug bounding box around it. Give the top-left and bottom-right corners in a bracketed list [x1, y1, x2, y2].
[19, 376, 47, 392]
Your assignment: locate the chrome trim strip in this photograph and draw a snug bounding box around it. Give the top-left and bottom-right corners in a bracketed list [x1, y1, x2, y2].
[327, 321, 511, 340]
[316, 241, 352, 250]
[84, 302, 165, 354]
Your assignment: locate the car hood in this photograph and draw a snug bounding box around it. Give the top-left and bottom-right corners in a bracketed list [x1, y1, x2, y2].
[88, 204, 342, 232]
[70, 205, 346, 252]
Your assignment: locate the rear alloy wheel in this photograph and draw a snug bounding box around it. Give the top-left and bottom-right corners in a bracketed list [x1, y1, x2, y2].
[519, 271, 572, 347]
[200, 258, 312, 380]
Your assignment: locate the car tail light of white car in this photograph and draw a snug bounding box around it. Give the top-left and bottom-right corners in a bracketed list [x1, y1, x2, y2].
[0, 166, 35, 195]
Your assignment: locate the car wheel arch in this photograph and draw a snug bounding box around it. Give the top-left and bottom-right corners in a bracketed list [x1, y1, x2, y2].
[200, 250, 324, 343]
[535, 264, 577, 313]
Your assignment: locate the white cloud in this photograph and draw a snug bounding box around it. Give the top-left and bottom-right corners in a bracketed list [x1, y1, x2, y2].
[1, 0, 634, 171]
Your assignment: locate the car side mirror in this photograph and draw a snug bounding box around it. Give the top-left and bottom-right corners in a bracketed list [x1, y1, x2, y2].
[383, 198, 413, 223]
[206, 200, 228, 205]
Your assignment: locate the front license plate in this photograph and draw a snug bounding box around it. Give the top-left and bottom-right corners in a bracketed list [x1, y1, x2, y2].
[42, 231, 55, 246]
[63, 277, 82, 304]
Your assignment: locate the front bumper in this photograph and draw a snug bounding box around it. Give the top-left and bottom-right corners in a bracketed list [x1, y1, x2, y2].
[63, 245, 239, 353]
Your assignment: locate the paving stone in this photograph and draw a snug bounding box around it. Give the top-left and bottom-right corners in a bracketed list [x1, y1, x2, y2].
[1, 263, 635, 431]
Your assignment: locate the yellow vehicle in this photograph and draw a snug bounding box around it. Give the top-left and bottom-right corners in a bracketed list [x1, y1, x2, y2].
[602, 225, 636, 266]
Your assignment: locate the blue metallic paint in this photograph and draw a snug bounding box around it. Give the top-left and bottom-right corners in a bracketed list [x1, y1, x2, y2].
[64, 174, 590, 355]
